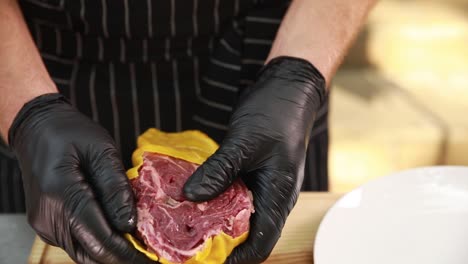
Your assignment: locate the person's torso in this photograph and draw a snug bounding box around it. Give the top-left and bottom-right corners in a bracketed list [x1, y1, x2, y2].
[19, 0, 267, 62]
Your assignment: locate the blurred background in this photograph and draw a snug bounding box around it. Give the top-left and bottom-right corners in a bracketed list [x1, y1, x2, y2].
[329, 0, 468, 192]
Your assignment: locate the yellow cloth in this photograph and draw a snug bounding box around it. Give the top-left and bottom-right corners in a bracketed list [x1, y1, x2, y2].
[125, 129, 249, 264]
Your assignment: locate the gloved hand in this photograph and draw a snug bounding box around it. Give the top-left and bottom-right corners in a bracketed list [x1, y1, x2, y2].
[183, 56, 326, 264]
[8, 94, 154, 264]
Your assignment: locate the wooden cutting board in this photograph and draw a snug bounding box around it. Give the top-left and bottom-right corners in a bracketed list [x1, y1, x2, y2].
[29, 192, 342, 264]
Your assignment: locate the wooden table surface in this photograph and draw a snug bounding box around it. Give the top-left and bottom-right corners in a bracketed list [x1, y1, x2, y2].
[29, 192, 342, 264]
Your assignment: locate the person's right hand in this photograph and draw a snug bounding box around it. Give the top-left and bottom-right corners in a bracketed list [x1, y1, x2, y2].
[8, 93, 153, 264]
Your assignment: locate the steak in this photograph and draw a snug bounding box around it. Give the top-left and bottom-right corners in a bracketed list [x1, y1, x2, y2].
[131, 152, 254, 263]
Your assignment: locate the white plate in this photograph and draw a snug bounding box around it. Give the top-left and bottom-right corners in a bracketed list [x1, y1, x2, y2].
[314, 166, 468, 264]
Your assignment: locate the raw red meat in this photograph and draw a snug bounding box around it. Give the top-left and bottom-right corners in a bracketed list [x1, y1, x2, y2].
[131, 152, 254, 263]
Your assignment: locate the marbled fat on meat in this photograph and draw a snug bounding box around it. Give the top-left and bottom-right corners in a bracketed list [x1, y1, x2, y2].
[131, 153, 253, 263]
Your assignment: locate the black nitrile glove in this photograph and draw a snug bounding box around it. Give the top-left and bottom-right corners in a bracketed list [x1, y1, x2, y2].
[184, 56, 326, 264]
[8, 94, 154, 264]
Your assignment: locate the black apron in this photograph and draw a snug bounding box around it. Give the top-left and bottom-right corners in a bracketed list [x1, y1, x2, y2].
[0, 0, 329, 212]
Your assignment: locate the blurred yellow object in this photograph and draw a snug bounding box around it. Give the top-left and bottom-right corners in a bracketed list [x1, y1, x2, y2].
[331, 0, 468, 193]
[126, 129, 249, 264]
[367, 0, 468, 88]
[329, 70, 444, 192]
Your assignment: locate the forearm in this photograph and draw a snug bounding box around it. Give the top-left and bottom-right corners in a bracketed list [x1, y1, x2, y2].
[0, 0, 57, 142]
[267, 0, 377, 87]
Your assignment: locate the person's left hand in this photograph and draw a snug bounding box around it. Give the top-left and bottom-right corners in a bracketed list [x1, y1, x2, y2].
[183, 56, 326, 263]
